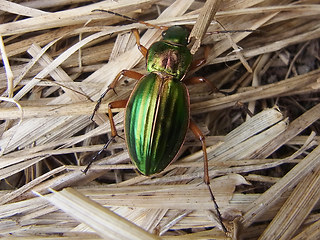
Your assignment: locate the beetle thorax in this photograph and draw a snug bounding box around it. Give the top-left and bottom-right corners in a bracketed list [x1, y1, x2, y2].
[160, 49, 178, 71]
[146, 41, 193, 81]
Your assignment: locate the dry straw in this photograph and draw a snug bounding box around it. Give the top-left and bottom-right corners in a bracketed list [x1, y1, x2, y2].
[0, 0, 320, 239]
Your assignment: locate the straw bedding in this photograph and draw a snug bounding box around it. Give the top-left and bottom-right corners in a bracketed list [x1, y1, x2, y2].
[0, 0, 320, 239]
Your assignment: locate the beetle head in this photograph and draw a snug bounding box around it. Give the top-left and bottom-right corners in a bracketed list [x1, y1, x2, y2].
[162, 26, 189, 46]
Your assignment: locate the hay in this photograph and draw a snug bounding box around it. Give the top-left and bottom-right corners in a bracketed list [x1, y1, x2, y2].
[0, 0, 320, 239]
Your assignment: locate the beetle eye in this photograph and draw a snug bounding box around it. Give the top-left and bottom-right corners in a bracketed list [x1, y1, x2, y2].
[162, 31, 167, 37]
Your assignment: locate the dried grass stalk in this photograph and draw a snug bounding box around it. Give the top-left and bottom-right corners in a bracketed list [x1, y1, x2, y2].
[189, 0, 222, 54]
[259, 165, 320, 239]
[37, 187, 161, 240]
[241, 144, 320, 228]
[0, 0, 320, 239]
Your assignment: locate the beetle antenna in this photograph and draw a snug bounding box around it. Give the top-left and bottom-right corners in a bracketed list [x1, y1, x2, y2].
[92, 9, 167, 30]
[92, 9, 140, 23]
[206, 29, 257, 35]
[208, 18, 257, 35]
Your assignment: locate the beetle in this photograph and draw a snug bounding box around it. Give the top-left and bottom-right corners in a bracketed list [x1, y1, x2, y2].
[86, 10, 227, 232]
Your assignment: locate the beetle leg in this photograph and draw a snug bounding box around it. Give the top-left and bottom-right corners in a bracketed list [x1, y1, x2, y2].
[184, 76, 253, 117]
[83, 137, 114, 174]
[189, 120, 228, 233]
[91, 70, 144, 121]
[84, 99, 128, 174]
[107, 100, 128, 139]
[188, 121, 210, 184]
[132, 29, 148, 58]
[186, 45, 230, 94]
[183, 76, 223, 95]
[189, 45, 210, 70]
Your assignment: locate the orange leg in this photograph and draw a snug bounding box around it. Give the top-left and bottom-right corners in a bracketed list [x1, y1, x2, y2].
[107, 100, 128, 138]
[132, 29, 148, 58]
[189, 45, 210, 70]
[189, 121, 209, 184]
[185, 76, 253, 117]
[84, 99, 128, 173]
[189, 120, 228, 233]
[188, 45, 249, 97]
[183, 76, 222, 95]
[186, 45, 253, 116]
[91, 70, 144, 121]
[184, 46, 228, 95]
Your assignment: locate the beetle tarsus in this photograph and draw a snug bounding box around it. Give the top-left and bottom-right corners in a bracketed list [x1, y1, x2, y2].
[90, 87, 114, 121]
[207, 184, 228, 233]
[83, 137, 115, 173]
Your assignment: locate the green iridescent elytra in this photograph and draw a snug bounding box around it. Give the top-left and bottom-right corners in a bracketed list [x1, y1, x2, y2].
[125, 26, 192, 175]
[125, 73, 189, 175]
